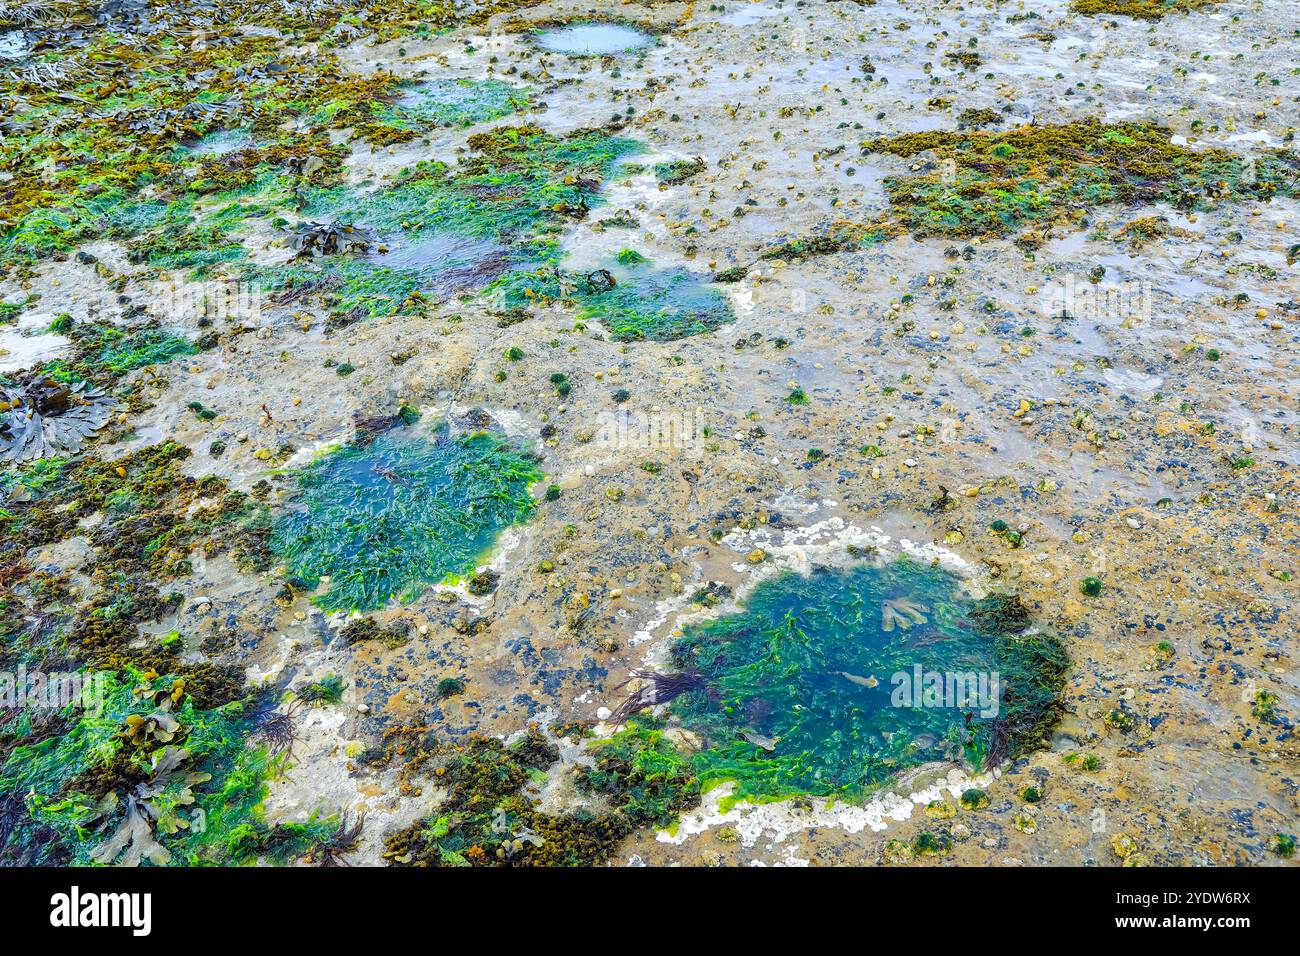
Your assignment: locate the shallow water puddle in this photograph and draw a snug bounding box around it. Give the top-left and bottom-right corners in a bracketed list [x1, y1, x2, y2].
[719, 2, 787, 27]
[654, 561, 1065, 805]
[187, 129, 256, 156]
[0, 312, 70, 373]
[536, 23, 654, 56]
[578, 262, 734, 342]
[271, 420, 542, 612]
[367, 230, 512, 298]
[392, 77, 530, 126]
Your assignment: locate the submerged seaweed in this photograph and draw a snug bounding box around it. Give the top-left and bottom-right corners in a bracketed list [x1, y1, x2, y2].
[271, 422, 542, 612]
[381, 77, 531, 130]
[256, 124, 639, 318]
[660, 560, 1066, 805]
[483, 262, 734, 342]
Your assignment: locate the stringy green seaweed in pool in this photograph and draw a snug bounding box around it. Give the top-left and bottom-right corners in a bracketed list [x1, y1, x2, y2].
[370, 78, 532, 135]
[271, 421, 542, 613]
[305, 125, 638, 241]
[662, 560, 1067, 807]
[256, 125, 639, 318]
[577, 266, 733, 342]
[482, 263, 734, 342]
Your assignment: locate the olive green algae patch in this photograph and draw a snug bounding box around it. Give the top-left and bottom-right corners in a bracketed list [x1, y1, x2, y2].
[860, 120, 1299, 242]
[765, 121, 1298, 261]
[1070, 0, 1218, 19]
[384, 722, 695, 866]
[577, 718, 700, 829]
[660, 561, 1067, 806]
[0, 438, 340, 866]
[271, 422, 543, 613]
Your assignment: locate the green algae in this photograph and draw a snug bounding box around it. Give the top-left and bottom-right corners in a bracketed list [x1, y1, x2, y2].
[0, 456, 67, 498]
[375, 78, 532, 132]
[310, 125, 637, 242]
[760, 121, 1298, 263]
[383, 728, 635, 867]
[257, 257, 434, 320]
[578, 266, 733, 342]
[577, 717, 700, 828]
[0, 30, 381, 266]
[1070, 0, 1217, 19]
[662, 561, 1066, 806]
[0, 0, 543, 264]
[256, 124, 639, 318]
[860, 120, 1299, 242]
[1, 440, 273, 694]
[0, 667, 327, 866]
[0, 564, 301, 862]
[58, 321, 199, 381]
[654, 157, 707, 185]
[483, 261, 733, 341]
[0, 297, 30, 324]
[271, 422, 542, 613]
[297, 675, 348, 706]
[0, 3, 547, 269]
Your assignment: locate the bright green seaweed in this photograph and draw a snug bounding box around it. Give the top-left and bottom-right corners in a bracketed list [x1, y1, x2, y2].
[483, 261, 734, 341]
[0, 668, 330, 866]
[256, 124, 640, 317]
[271, 422, 543, 612]
[666, 560, 1067, 806]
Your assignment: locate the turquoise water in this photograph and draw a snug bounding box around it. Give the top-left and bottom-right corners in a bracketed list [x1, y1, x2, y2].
[664, 560, 1062, 803]
[272, 423, 541, 612]
[536, 23, 654, 55]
